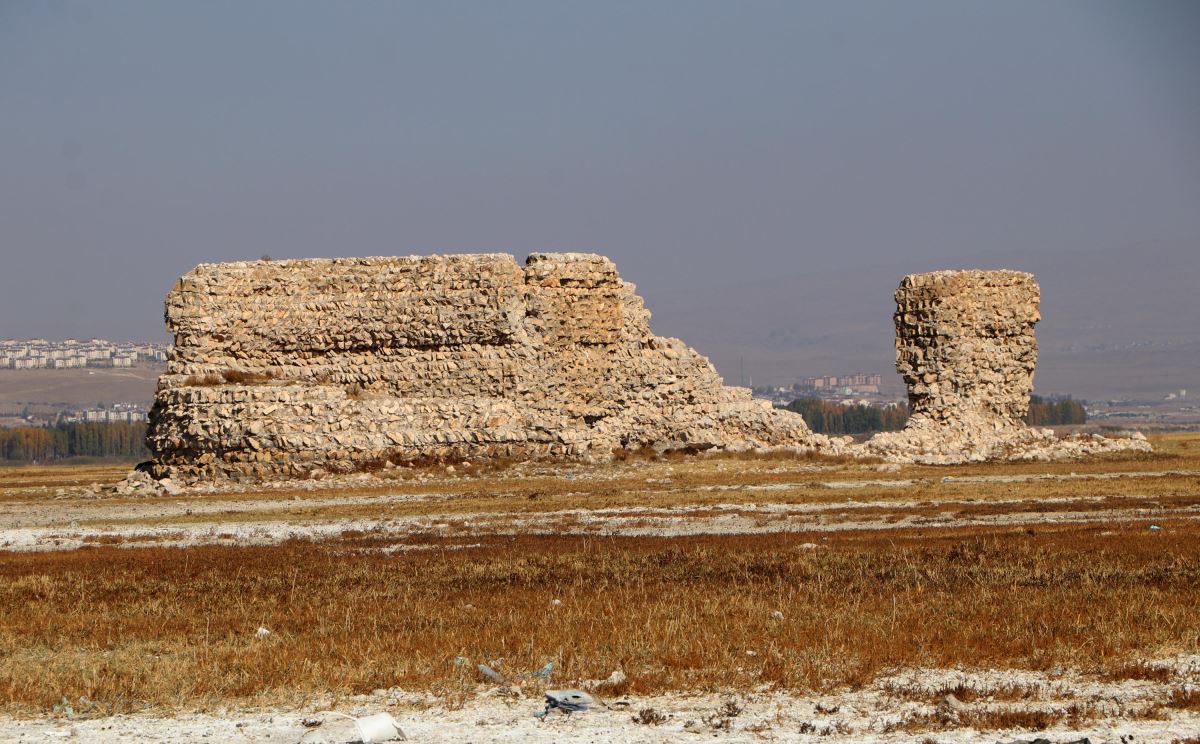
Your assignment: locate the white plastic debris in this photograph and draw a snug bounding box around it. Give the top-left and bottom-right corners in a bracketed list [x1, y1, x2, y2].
[317, 712, 405, 743]
[255, 626, 272, 639]
[770, 610, 785, 619]
[354, 712, 405, 743]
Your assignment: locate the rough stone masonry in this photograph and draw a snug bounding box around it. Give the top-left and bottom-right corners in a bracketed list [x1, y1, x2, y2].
[865, 270, 1150, 464]
[146, 253, 844, 482]
[143, 256, 1148, 484]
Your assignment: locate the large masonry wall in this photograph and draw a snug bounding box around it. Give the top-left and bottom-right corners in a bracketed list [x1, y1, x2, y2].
[147, 253, 833, 481]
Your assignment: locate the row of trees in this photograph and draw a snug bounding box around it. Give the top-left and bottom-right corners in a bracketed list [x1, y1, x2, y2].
[0, 422, 148, 463]
[783, 398, 909, 435]
[1026, 395, 1087, 426]
[784, 394, 1087, 435]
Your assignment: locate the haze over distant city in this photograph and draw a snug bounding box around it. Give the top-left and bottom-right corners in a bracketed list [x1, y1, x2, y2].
[2, 0, 1197, 399]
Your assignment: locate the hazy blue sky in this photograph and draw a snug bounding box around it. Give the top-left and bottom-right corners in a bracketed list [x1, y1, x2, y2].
[1, 1, 1197, 390]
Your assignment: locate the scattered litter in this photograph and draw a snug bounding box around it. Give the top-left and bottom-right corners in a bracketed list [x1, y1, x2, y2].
[581, 668, 627, 690]
[770, 610, 785, 619]
[51, 696, 74, 716]
[745, 650, 757, 656]
[526, 662, 554, 680]
[550, 598, 562, 606]
[452, 656, 469, 668]
[998, 739, 1090, 744]
[1149, 524, 1162, 530]
[353, 712, 406, 743]
[602, 670, 627, 687]
[255, 626, 272, 639]
[478, 663, 508, 685]
[315, 712, 405, 743]
[536, 689, 595, 718]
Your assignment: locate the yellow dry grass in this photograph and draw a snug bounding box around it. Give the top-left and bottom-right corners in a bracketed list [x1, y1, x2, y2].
[0, 523, 1198, 714]
[0, 432, 1196, 716]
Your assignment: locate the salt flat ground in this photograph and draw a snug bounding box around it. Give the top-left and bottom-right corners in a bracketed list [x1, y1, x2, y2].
[0, 435, 1198, 743]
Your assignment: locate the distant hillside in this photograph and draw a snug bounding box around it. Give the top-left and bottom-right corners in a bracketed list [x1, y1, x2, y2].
[0, 367, 161, 416]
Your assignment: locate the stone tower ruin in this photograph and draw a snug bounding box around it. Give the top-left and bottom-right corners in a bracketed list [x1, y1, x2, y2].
[894, 270, 1040, 424]
[866, 269, 1148, 463]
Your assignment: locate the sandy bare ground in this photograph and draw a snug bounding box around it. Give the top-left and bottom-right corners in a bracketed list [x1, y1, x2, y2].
[2, 463, 1198, 552]
[3, 659, 1198, 743]
[2, 494, 1198, 552]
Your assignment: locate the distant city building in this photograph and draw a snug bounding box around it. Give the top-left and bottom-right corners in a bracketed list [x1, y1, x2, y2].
[749, 372, 899, 407]
[0, 338, 168, 369]
[68, 404, 149, 425]
[796, 373, 883, 391]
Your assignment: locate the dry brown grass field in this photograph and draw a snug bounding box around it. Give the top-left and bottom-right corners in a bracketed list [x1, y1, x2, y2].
[2, 524, 1198, 713]
[0, 435, 1198, 741]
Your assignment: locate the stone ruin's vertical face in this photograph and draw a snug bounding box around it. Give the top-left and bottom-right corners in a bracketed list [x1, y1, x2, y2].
[139, 255, 1150, 481]
[146, 252, 828, 482]
[894, 270, 1040, 424]
[866, 267, 1150, 464]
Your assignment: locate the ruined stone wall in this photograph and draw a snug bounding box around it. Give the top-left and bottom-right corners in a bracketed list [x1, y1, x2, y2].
[867, 269, 1149, 464]
[895, 270, 1040, 423]
[142, 257, 1149, 483]
[147, 253, 833, 481]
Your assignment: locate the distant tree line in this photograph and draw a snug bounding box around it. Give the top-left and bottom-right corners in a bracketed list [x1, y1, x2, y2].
[0, 422, 148, 463]
[1025, 395, 1087, 426]
[783, 398, 909, 436]
[784, 394, 1086, 435]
